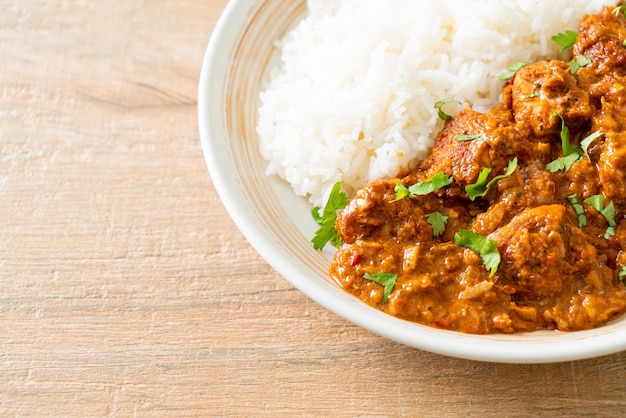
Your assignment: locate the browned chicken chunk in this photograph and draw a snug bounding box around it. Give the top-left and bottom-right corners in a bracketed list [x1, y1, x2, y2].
[575, 5, 626, 106]
[419, 109, 531, 188]
[511, 60, 594, 137]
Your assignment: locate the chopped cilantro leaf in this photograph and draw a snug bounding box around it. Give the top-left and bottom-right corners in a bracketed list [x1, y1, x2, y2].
[568, 55, 591, 74]
[496, 62, 529, 81]
[465, 167, 491, 200]
[465, 158, 518, 201]
[546, 152, 582, 173]
[434, 98, 461, 121]
[581, 130, 603, 156]
[363, 272, 398, 304]
[311, 182, 349, 250]
[584, 195, 606, 213]
[394, 172, 453, 201]
[394, 182, 412, 201]
[556, 113, 579, 156]
[613, 5, 626, 19]
[567, 194, 587, 228]
[551, 30, 578, 54]
[454, 133, 484, 142]
[584, 195, 616, 239]
[454, 230, 501, 277]
[546, 113, 583, 173]
[426, 211, 449, 237]
[619, 266, 626, 286]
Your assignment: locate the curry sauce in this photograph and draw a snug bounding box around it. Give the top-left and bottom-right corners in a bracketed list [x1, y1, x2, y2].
[330, 5, 626, 333]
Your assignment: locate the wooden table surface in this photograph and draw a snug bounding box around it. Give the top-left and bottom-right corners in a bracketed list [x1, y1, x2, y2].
[1, 1, 625, 416]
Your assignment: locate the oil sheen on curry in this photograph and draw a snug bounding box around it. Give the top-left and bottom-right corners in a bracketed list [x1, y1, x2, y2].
[325, 6, 626, 334]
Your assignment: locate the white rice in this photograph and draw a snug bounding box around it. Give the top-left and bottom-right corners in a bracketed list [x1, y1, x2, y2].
[257, 0, 615, 207]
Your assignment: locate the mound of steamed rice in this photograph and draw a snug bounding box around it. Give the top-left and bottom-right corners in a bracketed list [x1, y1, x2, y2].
[257, 0, 615, 207]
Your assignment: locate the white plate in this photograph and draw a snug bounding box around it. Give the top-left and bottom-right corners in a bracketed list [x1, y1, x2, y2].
[198, 0, 626, 363]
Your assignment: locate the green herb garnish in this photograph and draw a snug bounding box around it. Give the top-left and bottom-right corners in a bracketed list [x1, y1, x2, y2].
[311, 182, 349, 250]
[363, 272, 398, 304]
[580, 130, 603, 156]
[546, 113, 582, 173]
[613, 5, 626, 19]
[558, 113, 579, 156]
[496, 62, 529, 81]
[619, 266, 626, 286]
[567, 194, 587, 228]
[426, 211, 449, 237]
[454, 133, 484, 142]
[552, 30, 578, 54]
[584, 195, 616, 239]
[454, 230, 501, 277]
[465, 158, 518, 201]
[568, 55, 591, 74]
[394, 172, 453, 201]
[434, 98, 461, 121]
[546, 152, 581, 173]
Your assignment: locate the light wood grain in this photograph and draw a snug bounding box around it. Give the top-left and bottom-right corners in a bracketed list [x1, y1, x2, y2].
[0, 1, 625, 416]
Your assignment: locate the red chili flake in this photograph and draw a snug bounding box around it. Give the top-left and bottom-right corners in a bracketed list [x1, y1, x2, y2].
[350, 254, 362, 266]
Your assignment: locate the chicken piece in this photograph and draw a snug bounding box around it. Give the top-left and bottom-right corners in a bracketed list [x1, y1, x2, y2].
[562, 157, 603, 201]
[418, 109, 531, 189]
[511, 60, 594, 138]
[488, 204, 597, 297]
[583, 73, 626, 108]
[574, 6, 626, 79]
[335, 179, 434, 244]
[586, 100, 626, 202]
[470, 160, 559, 236]
[574, 6, 626, 106]
[335, 175, 477, 245]
[488, 82, 515, 124]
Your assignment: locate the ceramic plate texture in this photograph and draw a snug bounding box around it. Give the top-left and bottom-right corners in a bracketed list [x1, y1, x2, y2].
[198, 0, 626, 363]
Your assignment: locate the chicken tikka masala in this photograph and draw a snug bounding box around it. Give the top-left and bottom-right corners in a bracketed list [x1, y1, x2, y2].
[321, 5, 626, 334]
